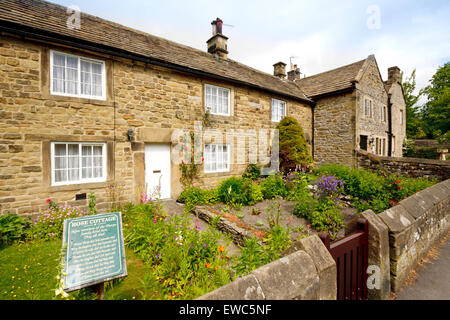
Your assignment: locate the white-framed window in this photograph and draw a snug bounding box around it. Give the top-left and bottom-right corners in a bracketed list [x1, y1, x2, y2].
[204, 144, 230, 173]
[400, 110, 404, 125]
[51, 142, 107, 186]
[271, 98, 286, 122]
[50, 50, 106, 100]
[204, 84, 230, 116]
[364, 98, 372, 118]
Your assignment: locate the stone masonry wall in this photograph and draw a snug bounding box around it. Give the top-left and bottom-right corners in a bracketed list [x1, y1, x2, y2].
[378, 179, 450, 292]
[355, 56, 389, 156]
[197, 235, 336, 300]
[0, 34, 313, 216]
[356, 149, 450, 181]
[388, 82, 406, 157]
[313, 91, 356, 167]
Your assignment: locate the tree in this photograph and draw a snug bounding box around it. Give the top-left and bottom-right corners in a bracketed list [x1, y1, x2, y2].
[401, 69, 425, 139]
[276, 116, 313, 173]
[422, 62, 450, 142]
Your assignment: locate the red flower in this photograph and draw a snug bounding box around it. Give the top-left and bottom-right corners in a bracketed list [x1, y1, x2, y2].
[46, 198, 51, 204]
[396, 180, 401, 184]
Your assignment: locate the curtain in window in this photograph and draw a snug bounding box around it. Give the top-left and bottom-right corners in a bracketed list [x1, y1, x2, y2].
[205, 85, 229, 115]
[205, 144, 229, 172]
[272, 99, 285, 122]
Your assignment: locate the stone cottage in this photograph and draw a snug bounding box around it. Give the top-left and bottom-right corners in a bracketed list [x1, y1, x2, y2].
[0, 0, 315, 215]
[294, 56, 406, 167]
[0, 0, 406, 215]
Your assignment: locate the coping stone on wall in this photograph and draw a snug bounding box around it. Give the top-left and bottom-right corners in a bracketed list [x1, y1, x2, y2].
[196, 274, 265, 300]
[378, 205, 415, 233]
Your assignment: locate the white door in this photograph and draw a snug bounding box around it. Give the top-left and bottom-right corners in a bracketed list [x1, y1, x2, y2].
[145, 144, 171, 199]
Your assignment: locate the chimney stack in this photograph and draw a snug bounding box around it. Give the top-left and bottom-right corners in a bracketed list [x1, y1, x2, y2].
[287, 64, 301, 81]
[387, 66, 401, 84]
[273, 62, 287, 79]
[207, 18, 228, 60]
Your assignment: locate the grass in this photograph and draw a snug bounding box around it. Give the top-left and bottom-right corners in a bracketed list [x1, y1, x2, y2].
[0, 240, 162, 300]
[0, 239, 60, 300]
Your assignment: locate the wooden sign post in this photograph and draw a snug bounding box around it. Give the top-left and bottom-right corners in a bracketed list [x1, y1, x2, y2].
[62, 212, 127, 298]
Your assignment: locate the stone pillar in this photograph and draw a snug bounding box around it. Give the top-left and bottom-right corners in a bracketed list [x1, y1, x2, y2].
[361, 209, 391, 300]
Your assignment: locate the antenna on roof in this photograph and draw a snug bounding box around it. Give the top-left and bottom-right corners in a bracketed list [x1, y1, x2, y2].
[289, 56, 298, 71]
[223, 23, 234, 27]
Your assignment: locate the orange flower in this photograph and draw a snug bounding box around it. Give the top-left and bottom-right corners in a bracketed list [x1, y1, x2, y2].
[218, 245, 225, 253]
[204, 263, 211, 268]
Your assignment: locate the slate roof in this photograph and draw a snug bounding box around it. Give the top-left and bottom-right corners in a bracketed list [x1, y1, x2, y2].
[0, 0, 314, 104]
[295, 59, 367, 98]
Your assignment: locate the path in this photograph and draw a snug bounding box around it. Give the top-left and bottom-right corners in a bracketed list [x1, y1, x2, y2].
[395, 233, 450, 300]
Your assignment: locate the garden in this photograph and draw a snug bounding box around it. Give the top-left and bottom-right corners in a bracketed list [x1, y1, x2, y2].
[0, 117, 437, 300]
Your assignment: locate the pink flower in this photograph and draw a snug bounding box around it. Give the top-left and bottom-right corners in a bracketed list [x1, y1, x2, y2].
[46, 198, 51, 204]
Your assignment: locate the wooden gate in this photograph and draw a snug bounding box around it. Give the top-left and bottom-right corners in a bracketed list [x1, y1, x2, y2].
[320, 218, 369, 300]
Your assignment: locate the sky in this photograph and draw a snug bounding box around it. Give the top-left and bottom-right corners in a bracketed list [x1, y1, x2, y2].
[50, 0, 450, 104]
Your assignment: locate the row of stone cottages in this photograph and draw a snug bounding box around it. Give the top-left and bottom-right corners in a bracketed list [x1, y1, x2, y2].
[0, 0, 406, 215]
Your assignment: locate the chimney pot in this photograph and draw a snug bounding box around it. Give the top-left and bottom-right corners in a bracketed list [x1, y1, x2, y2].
[388, 66, 401, 84]
[273, 62, 287, 79]
[287, 65, 301, 81]
[207, 18, 228, 60]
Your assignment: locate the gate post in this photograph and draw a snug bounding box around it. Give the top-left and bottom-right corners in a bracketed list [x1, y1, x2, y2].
[318, 232, 330, 250]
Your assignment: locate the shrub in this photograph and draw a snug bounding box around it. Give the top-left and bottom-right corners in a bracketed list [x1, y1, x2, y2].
[178, 186, 219, 212]
[241, 179, 263, 205]
[276, 116, 313, 173]
[260, 174, 286, 199]
[242, 163, 261, 180]
[217, 177, 246, 205]
[28, 205, 84, 241]
[285, 172, 310, 201]
[0, 213, 29, 248]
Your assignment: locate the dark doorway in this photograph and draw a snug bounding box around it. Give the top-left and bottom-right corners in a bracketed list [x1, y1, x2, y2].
[360, 135, 368, 151]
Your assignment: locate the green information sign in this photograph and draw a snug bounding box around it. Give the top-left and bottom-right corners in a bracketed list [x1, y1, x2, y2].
[62, 212, 127, 292]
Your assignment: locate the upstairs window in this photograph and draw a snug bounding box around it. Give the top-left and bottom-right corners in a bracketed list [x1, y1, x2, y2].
[204, 84, 230, 116]
[400, 110, 404, 125]
[381, 106, 387, 122]
[271, 99, 286, 122]
[50, 50, 106, 100]
[364, 99, 372, 118]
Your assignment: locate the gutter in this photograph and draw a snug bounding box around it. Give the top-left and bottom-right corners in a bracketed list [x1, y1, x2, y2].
[0, 20, 314, 106]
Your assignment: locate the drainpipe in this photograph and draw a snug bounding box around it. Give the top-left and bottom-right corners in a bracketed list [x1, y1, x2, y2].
[387, 96, 393, 157]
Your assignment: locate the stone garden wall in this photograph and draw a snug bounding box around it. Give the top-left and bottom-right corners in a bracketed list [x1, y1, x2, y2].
[356, 149, 450, 181]
[197, 235, 336, 300]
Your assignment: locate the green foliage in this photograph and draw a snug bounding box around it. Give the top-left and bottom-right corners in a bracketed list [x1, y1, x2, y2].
[124, 200, 232, 299]
[315, 163, 436, 213]
[233, 224, 291, 277]
[0, 213, 29, 248]
[178, 186, 219, 212]
[276, 116, 313, 173]
[260, 174, 286, 199]
[422, 61, 450, 141]
[27, 205, 84, 241]
[242, 163, 261, 180]
[88, 192, 97, 216]
[285, 172, 310, 201]
[401, 69, 426, 139]
[179, 131, 201, 187]
[217, 177, 263, 206]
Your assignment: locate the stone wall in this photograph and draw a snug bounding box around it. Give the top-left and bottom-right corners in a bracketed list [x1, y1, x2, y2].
[197, 235, 336, 300]
[0, 34, 313, 216]
[378, 179, 450, 292]
[356, 149, 450, 181]
[313, 91, 356, 167]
